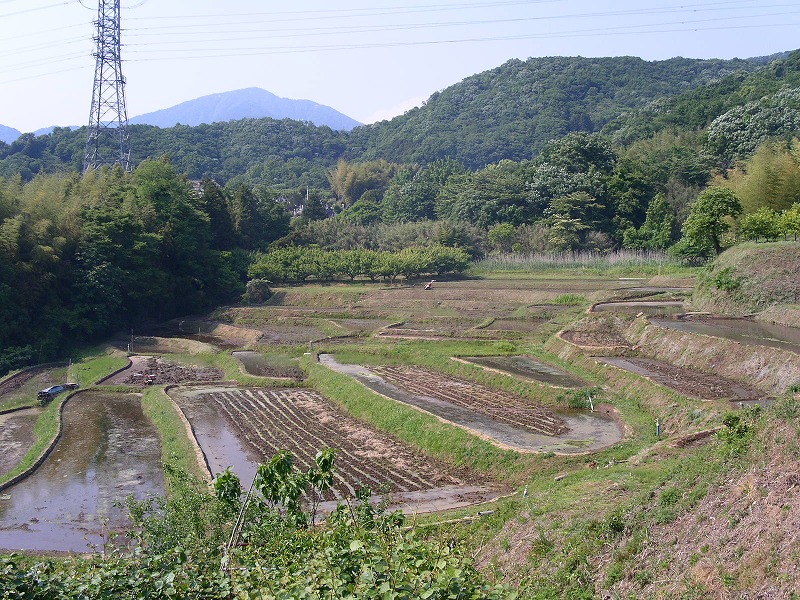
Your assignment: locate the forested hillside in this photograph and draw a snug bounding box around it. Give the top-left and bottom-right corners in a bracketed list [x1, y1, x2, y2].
[349, 54, 768, 167]
[0, 53, 783, 184]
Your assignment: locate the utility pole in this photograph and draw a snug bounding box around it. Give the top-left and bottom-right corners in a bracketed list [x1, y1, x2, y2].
[84, 0, 130, 173]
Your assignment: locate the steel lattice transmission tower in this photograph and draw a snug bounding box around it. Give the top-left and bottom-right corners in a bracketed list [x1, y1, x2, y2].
[84, 0, 130, 172]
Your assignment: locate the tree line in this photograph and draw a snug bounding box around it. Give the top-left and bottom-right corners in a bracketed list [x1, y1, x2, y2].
[0, 160, 291, 374]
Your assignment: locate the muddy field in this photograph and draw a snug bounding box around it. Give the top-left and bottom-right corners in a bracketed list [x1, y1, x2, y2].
[174, 387, 481, 500]
[101, 356, 224, 386]
[370, 365, 568, 437]
[0, 391, 164, 553]
[599, 357, 767, 401]
[232, 351, 305, 379]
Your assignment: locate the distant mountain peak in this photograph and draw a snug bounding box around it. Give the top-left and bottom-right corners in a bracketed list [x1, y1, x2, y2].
[0, 124, 22, 144]
[129, 88, 362, 131]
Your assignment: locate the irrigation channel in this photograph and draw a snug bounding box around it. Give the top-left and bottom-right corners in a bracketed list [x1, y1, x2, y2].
[0, 391, 164, 553]
[319, 354, 623, 454]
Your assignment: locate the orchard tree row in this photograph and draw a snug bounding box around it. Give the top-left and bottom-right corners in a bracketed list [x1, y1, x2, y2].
[247, 245, 471, 285]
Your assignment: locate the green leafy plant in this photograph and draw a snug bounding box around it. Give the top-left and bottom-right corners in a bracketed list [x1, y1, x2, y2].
[710, 266, 741, 292]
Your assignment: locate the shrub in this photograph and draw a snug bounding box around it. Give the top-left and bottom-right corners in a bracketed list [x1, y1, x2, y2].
[241, 279, 273, 304]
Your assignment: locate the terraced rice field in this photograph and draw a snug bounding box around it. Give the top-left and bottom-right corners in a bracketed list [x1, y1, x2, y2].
[369, 365, 567, 436]
[193, 387, 470, 498]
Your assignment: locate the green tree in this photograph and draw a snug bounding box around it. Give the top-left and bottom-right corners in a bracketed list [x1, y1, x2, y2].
[738, 207, 782, 241]
[780, 202, 800, 240]
[670, 186, 743, 261]
[622, 194, 676, 250]
[487, 222, 516, 253]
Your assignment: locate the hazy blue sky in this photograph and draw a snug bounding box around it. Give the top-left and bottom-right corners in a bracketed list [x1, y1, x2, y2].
[2, 0, 799, 132]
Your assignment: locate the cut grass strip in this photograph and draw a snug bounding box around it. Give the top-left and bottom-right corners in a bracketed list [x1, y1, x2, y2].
[140, 387, 209, 487]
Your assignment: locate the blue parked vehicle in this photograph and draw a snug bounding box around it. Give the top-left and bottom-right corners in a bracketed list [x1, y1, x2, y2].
[37, 385, 65, 401]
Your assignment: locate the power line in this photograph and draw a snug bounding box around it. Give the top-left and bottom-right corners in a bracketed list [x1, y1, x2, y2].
[0, 0, 80, 18]
[119, 3, 800, 45]
[0, 0, 797, 85]
[120, 8, 800, 56]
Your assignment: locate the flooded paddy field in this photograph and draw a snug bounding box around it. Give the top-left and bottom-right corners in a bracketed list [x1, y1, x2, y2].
[459, 355, 588, 388]
[0, 391, 164, 553]
[652, 316, 800, 354]
[321, 355, 623, 454]
[170, 385, 497, 512]
[0, 408, 41, 476]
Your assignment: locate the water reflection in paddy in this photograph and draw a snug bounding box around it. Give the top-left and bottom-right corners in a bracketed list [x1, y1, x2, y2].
[652, 317, 800, 354]
[461, 355, 587, 388]
[592, 301, 686, 316]
[320, 355, 622, 454]
[0, 392, 164, 553]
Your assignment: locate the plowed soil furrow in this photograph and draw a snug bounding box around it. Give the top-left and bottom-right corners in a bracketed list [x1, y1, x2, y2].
[217, 394, 289, 461]
[191, 387, 469, 498]
[372, 365, 568, 436]
[248, 390, 370, 494]
[250, 389, 378, 488]
[286, 390, 430, 492]
[234, 391, 317, 469]
[212, 391, 355, 497]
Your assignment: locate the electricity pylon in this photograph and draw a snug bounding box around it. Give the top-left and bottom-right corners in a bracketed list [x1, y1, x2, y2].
[84, 0, 130, 172]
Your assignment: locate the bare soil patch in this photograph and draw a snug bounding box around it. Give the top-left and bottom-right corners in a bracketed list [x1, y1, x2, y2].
[232, 351, 305, 379]
[370, 365, 568, 437]
[560, 313, 633, 349]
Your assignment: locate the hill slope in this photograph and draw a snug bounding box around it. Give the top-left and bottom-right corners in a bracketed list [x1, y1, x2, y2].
[349, 55, 767, 168]
[129, 87, 362, 131]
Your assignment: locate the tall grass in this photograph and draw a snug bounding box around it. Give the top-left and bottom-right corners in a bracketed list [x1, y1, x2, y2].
[471, 249, 682, 275]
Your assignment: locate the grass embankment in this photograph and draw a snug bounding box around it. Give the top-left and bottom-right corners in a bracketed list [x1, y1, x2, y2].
[0, 371, 64, 412]
[694, 240, 800, 317]
[304, 355, 525, 480]
[140, 386, 208, 485]
[71, 345, 130, 386]
[428, 394, 791, 597]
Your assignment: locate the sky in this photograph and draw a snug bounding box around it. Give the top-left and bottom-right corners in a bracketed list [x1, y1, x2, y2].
[2, 0, 800, 133]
